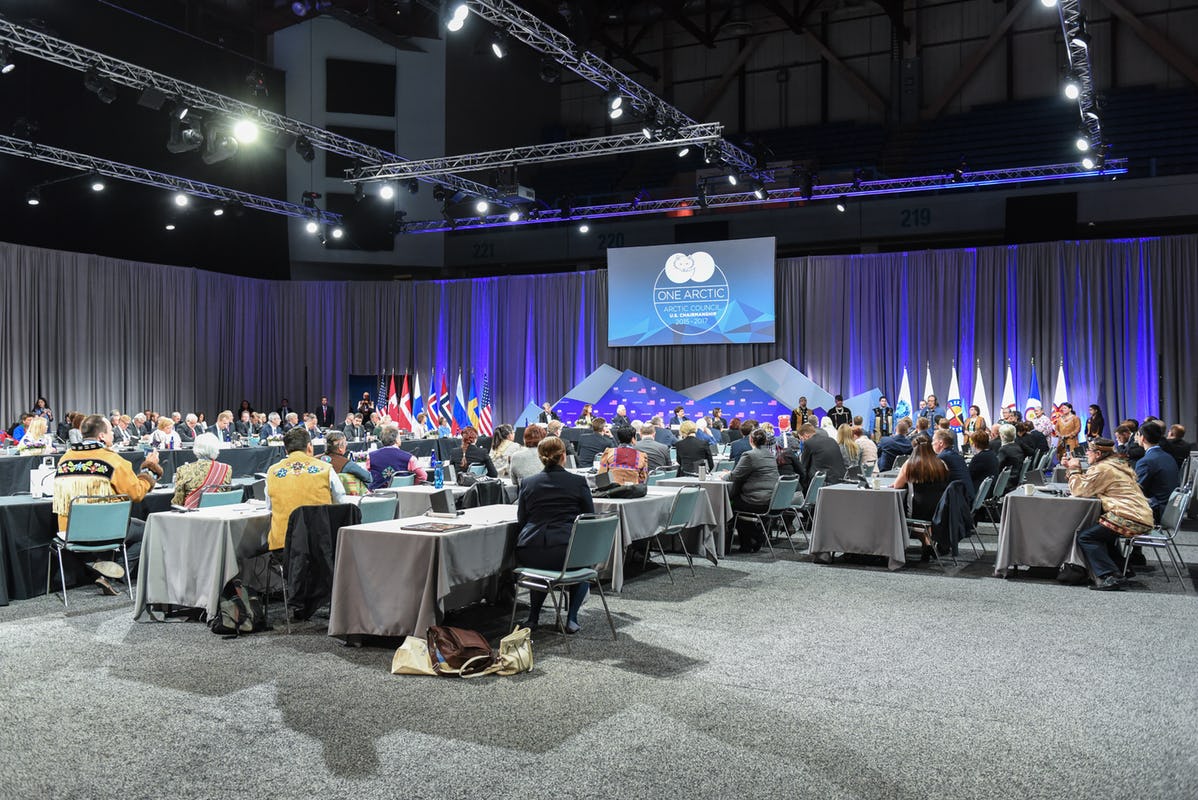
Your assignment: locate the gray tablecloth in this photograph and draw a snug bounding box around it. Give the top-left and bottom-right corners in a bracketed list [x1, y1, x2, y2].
[808, 484, 908, 570]
[595, 485, 718, 591]
[133, 503, 272, 620]
[994, 490, 1100, 577]
[1187, 454, 1197, 519]
[328, 504, 519, 640]
[657, 477, 733, 557]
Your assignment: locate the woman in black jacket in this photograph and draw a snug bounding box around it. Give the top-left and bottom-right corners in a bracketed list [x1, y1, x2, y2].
[674, 420, 714, 476]
[515, 437, 595, 633]
[448, 426, 497, 478]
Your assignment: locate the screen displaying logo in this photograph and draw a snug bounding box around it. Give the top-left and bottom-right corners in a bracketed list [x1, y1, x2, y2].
[653, 252, 730, 336]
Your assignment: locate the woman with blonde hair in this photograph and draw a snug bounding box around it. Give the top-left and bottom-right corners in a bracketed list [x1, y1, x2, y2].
[19, 416, 52, 451]
[836, 424, 861, 471]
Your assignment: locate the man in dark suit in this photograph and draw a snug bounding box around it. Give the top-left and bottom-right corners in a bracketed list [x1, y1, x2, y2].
[827, 396, 852, 430]
[261, 413, 284, 439]
[797, 423, 845, 490]
[651, 416, 677, 446]
[634, 424, 671, 470]
[877, 420, 913, 471]
[277, 398, 294, 420]
[538, 402, 560, 424]
[933, 430, 975, 503]
[1135, 422, 1180, 523]
[235, 410, 254, 437]
[340, 412, 364, 440]
[211, 410, 235, 443]
[315, 396, 335, 428]
[1114, 424, 1145, 468]
[611, 404, 632, 429]
[730, 420, 757, 463]
[995, 424, 1026, 493]
[177, 414, 200, 443]
[576, 418, 615, 467]
[1161, 424, 1191, 469]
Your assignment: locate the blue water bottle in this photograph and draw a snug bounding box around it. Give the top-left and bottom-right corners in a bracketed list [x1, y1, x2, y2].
[431, 451, 443, 489]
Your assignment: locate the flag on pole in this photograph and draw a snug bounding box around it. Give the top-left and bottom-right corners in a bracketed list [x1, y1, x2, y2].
[971, 361, 991, 427]
[895, 367, 912, 421]
[478, 372, 494, 436]
[375, 373, 387, 416]
[1000, 362, 1017, 417]
[1025, 360, 1043, 415]
[440, 373, 457, 434]
[386, 375, 400, 423]
[425, 372, 440, 431]
[946, 364, 964, 429]
[397, 374, 415, 431]
[466, 374, 481, 430]
[922, 362, 935, 406]
[453, 371, 471, 431]
[1051, 361, 1070, 422]
[412, 372, 424, 429]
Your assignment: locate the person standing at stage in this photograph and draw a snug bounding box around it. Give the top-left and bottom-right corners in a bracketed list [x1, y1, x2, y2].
[1055, 402, 1082, 459]
[919, 395, 944, 427]
[827, 396, 852, 430]
[790, 397, 814, 432]
[872, 396, 893, 441]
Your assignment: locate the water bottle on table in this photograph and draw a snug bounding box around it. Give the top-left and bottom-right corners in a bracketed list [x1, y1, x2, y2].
[431, 451, 443, 489]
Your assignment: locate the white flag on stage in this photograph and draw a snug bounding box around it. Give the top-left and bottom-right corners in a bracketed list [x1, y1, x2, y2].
[895, 367, 912, 421]
[972, 362, 991, 427]
[1000, 362, 1016, 417]
[923, 363, 935, 406]
[946, 365, 964, 429]
[1052, 360, 1072, 436]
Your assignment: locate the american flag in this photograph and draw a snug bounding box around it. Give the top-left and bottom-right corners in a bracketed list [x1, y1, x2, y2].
[478, 372, 494, 436]
[375, 374, 387, 415]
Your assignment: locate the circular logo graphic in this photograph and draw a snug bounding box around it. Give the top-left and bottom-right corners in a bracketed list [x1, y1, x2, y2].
[652, 251, 730, 336]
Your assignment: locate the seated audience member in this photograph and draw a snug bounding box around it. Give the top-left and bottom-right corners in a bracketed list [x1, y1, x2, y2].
[877, 419, 914, 472]
[514, 436, 595, 633]
[509, 425, 547, 487]
[797, 422, 845, 492]
[913, 416, 932, 442]
[265, 427, 345, 551]
[341, 412, 364, 440]
[730, 419, 758, 463]
[211, 410, 235, 443]
[853, 426, 878, 470]
[634, 424, 671, 471]
[651, 415, 677, 445]
[1065, 438, 1154, 591]
[363, 411, 381, 436]
[968, 430, 1000, 496]
[435, 414, 453, 437]
[1134, 422, 1179, 523]
[172, 433, 233, 508]
[282, 412, 300, 432]
[170, 411, 182, 425]
[611, 404, 632, 429]
[1161, 424, 1191, 468]
[598, 426, 649, 485]
[1013, 421, 1037, 459]
[987, 423, 1002, 452]
[1022, 419, 1050, 458]
[411, 413, 430, 437]
[449, 426, 498, 478]
[836, 424, 861, 476]
[366, 424, 428, 490]
[53, 414, 163, 594]
[177, 414, 201, 443]
[934, 419, 959, 451]
[150, 417, 182, 450]
[995, 424, 1025, 489]
[130, 413, 148, 440]
[775, 435, 803, 479]
[111, 414, 135, 446]
[261, 413, 284, 438]
[11, 412, 33, 441]
[577, 417, 616, 467]
[302, 414, 320, 438]
[726, 417, 743, 442]
[893, 435, 950, 553]
[1113, 423, 1144, 468]
[693, 417, 718, 445]
[321, 430, 373, 496]
[489, 424, 522, 479]
[19, 416, 53, 451]
[235, 410, 254, 437]
[728, 428, 782, 553]
[545, 420, 576, 459]
[932, 429, 974, 503]
[674, 420, 714, 477]
[67, 412, 86, 445]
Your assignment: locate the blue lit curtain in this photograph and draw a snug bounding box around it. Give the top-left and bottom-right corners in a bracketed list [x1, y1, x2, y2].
[0, 235, 1194, 433]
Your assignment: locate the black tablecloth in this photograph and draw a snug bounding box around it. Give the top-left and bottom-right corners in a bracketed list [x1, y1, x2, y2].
[0, 453, 52, 497]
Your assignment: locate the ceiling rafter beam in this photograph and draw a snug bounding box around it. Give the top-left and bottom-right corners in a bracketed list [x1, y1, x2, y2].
[925, 0, 1035, 119]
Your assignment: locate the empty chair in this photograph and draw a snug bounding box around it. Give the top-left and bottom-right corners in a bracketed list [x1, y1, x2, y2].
[389, 473, 416, 487]
[789, 470, 826, 548]
[641, 486, 704, 581]
[47, 496, 134, 606]
[645, 466, 678, 487]
[983, 466, 1013, 525]
[734, 476, 801, 559]
[198, 487, 244, 508]
[967, 475, 995, 548]
[358, 494, 398, 524]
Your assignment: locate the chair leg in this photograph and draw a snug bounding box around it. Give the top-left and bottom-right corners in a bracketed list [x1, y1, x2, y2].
[122, 546, 133, 600]
[756, 516, 775, 560]
[548, 586, 569, 654]
[508, 583, 521, 632]
[775, 514, 797, 554]
[55, 547, 68, 606]
[1169, 542, 1187, 583]
[593, 579, 617, 641]
[1154, 546, 1170, 583]
[652, 535, 674, 584]
[673, 531, 696, 577]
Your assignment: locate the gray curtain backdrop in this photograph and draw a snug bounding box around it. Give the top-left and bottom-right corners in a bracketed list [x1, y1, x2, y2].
[1, 235, 1194, 434]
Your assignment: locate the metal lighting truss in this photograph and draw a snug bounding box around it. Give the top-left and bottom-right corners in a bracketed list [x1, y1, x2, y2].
[396, 159, 1128, 233]
[459, 0, 769, 180]
[0, 16, 498, 198]
[0, 134, 342, 224]
[1055, 0, 1102, 153]
[347, 123, 724, 182]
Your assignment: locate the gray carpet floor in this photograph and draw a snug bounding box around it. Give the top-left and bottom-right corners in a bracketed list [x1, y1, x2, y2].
[2, 522, 1197, 800]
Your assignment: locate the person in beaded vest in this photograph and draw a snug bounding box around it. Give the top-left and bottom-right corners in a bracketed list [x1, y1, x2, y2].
[265, 427, 344, 551]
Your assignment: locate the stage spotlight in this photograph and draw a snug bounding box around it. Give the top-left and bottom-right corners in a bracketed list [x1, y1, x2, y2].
[475, 198, 490, 214]
[406, 178, 419, 194]
[84, 68, 117, 104]
[379, 183, 395, 200]
[1075, 132, 1091, 151]
[835, 197, 847, 213]
[446, 2, 469, 31]
[703, 145, 720, 165]
[25, 187, 40, 206]
[174, 104, 190, 120]
[610, 105, 623, 120]
[508, 209, 521, 222]
[291, 1, 309, 15]
[201, 127, 239, 164]
[167, 117, 203, 153]
[751, 182, 767, 201]
[1082, 155, 1096, 170]
[578, 222, 590, 233]
[165, 223, 176, 231]
[640, 109, 657, 140]
[294, 136, 315, 162]
[212, 206, 225, 216]
[174, 192, 189, 207]
[606, 87, 624, 113]
[1, 44, 15, 74]
[1040, 0, 1056, 6]
[676, 145, 690, 158]
[727, 173, 738, 186]
[90, 176, 106, 192]
[1070, 16, 1091, 48]
[433, 184, 447, 203]
[305, 220, 319, 234]
[1063, 77, 1080, 100]
[490, 30, 509, 59]
[232, 119, 259, 143]
[331, 226, 344, 239]
[540, 56, 561, 83]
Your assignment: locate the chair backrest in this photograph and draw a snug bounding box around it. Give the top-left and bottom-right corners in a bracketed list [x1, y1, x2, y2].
[892, 454, 909, 470]
[562, 513, 620, 572]
[198, 488, 243, 508]
[565, 454, 577, 469]
[769, 476, 801, 512]
[468, 464, 487, 476]
[713, 459, 734, 472]
[803, 471, 827, 508]
[1037, 450, 1054, 471]
[470, 478, 506, 507]
[65, 496, 132, 547]
[843, 464, 862, 483]
[1159, 486, 1191, 535]
[862, 462, 875, 479]
[992, 466, 1012, 497]
[668, 447, 677, 465]
[664, 486, 703, 531]
[1017, 457, 1032, 485]
[358, 494, 398, 524]
[971, 476, 993, 514]
[389, 473, 417, 487]
[645, 466, 677, 486]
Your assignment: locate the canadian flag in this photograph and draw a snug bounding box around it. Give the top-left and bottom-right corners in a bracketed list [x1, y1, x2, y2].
[386, 375, 401, 423]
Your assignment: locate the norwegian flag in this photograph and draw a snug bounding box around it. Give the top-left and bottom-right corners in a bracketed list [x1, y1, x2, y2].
[439, 373, 457, 435]
[478, 372, 494, 436]
[425, 371, 440, 431]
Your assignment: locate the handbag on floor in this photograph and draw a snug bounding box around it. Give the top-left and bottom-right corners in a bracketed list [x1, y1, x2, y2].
[427, 625, 497, 677]
[391, 636, 437, 676]
[495, 626, 533, 676]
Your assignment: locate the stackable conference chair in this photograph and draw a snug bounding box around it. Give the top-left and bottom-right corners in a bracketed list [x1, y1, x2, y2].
[1016, 457, 1033, 487]
[645, 466, 678, 486]
[509, 513, 620, 652]
[892, 454, 910, 470]
[983, 467, 1013, 525]
[358, 494, 398, 524]
[641, 486, 703, 581]
[1122, 486, 1192, 584]
[389, 473, 417, 487]
[47, 495, 134, 606]
[967, 476, 995, 547]
[734, 476, 800, 559]
[198, 486, 244, 508]
[789, 470, 827, 549]
[468, 464, 488, 476]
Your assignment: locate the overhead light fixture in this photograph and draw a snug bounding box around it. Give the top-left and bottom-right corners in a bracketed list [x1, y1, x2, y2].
[353, 183, 365, 203]
[475, 199, 490, 214]
[606, 87, 624, 113]
[490, 30, 509, 59]
[433, 185, 447, 203]
[174, 104, 190, 121]
[295, 136, 315, 162]
[578, 221, 590, 233]
[331, 226, 344, 239]
[1, 44, 15, 75]
[25, 187, 40, 206]
[1081, 155, 1096, 170]
[703, 145, 720, 165]
[167, 117, 204, 153]
[174, 192, 189, 207]
[84, 68, 117, 104]
[305, 220, 319, 234]
[406, 178, 419, 194]
[232, 119, 259, 143]
[201, 125, 239, 164]
[727, 173, 738, 186]
[446, 2, 469, 31]
[1081, 105, 1100, 122]
[212, 207, 225, 216]
[751, 181, 767, 201]
[1075, 132, 1091, 151]
[508, 209, 521, 222]
[1063, 76, 1081, 100]
[165, 223, 176, 231]
[90, 176, 106, 192]
[610, 106, 623, 120]
[379, 183, 395, 200]
[676, 145, 691, 158]
[1070, 15, 1091, 49]
[1040, 0, 1057, 6]
[835, 197, 847, 213]
[539, 55, 561, 83]
[640, 109, 657, 140]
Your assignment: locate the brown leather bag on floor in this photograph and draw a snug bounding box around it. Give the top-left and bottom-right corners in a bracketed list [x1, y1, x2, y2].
[427, 625, 496, 677]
